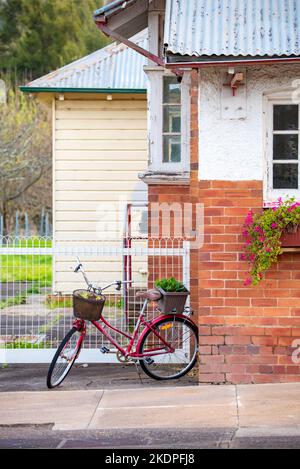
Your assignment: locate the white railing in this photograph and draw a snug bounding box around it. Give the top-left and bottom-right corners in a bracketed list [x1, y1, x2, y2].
[0, 236, 190, 363]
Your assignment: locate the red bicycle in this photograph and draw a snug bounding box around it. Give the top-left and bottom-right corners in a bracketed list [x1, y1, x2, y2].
[47, 258, 198, 388]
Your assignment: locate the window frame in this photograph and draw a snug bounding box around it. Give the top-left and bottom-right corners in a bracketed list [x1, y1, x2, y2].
[264, 92, 300, 203]
[147, 68, 190, 173]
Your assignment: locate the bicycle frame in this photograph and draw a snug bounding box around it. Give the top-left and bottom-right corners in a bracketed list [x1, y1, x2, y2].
[73, 299, 177, 360]
[71, 258, 195, 361]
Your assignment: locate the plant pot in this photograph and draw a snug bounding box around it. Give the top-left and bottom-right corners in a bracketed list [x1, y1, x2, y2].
[156, 286, 189, 314]
[280, 229, 300, 247]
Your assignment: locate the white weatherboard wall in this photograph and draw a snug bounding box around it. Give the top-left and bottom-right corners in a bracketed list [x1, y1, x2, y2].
[54, 95, 148, 293]
[199, 64, 300, 181]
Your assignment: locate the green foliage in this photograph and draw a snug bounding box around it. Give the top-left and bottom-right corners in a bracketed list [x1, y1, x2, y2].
[46, 296, 73, 309]
[0, 294, 26, 310]
[0, 0, 109, 79]
[0, 87, 51, 233]
[2, 341, 52, 349]
[155, 277, 188, 293]
[242, 197, 300, 286]
[0, 253, 52, 284]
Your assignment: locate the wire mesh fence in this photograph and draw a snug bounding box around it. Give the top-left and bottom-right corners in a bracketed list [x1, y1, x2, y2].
[0, 236, 189, 363]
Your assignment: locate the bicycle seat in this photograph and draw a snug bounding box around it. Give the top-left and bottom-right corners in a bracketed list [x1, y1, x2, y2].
[136, 289, 162, 301]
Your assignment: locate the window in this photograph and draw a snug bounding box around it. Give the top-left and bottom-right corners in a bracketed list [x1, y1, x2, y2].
[145, 68, 190, 177]
[162, 77, 181, 163]
[272, 105, 298, 189]
[266, 98, 300, 201]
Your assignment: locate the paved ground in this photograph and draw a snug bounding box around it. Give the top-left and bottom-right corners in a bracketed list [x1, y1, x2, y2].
[1, 367, 300, 449]
[0, 363, 198, 391]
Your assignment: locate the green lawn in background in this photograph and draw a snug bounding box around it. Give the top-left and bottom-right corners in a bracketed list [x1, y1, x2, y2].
[0, 255, 52, 284]
[0, 238, 52, 284]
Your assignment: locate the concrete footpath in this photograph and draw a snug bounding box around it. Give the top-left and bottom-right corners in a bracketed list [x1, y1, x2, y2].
[1, 383, 300, 448]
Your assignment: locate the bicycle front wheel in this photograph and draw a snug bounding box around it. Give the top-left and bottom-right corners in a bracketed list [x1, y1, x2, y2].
[138, 316, 198, 380]
[47, 327, 83, 389]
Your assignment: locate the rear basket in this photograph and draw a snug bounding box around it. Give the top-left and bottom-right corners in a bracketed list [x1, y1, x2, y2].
[156, 287, 189, 314]
[73, 289, 106, 321]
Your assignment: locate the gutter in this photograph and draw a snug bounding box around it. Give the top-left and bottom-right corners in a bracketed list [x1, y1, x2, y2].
[20, 87, 146, 94]
[166, 57, 300, 69]
[94, 0, 135, 18]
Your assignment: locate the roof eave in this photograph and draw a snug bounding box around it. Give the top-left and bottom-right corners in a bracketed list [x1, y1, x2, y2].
[165, 56, 300, 68]
[94, 0, 136, 20]
[20, 87, 147, 94]
[94, 0, 148, 39]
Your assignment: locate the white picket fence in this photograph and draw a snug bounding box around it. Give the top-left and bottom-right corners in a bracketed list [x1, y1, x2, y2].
[0, 236, 190, 363]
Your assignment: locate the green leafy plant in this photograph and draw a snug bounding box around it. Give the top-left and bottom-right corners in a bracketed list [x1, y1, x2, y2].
[77, 291, 104, 301]
[242, 196, 300, 286]
[0, 294, 26, 310]
[155, 277, 188, 293]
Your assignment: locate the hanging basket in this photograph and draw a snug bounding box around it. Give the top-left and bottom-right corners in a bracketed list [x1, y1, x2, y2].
[281, 226, 300, 247]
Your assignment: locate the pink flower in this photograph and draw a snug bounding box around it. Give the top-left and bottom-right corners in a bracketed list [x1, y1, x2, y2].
[240, 253, 247, 261]
[288, 202, 300, 212]
[271, 223, 277, 229]
[242, 230, 249, 237]
[250, 254, 256, 262]
[254, 226, 261, 232]
[245, 210, 254, 226]
[266, 247, 271, 253]
[259, 236, 265, 243]
[244, 278, 252, 287]
[277, 197, 283, 206]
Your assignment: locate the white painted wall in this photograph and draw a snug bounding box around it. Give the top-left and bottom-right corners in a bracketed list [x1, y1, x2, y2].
[199, 64, 300, 181]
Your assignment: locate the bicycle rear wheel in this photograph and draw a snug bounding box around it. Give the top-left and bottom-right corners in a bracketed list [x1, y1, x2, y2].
[47, 327, 83, 389]
[138, 316, 198, 380]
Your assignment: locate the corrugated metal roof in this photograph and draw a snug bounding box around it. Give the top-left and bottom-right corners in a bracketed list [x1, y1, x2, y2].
[164, 0, 300, 58]
[23, 29, 148, 91]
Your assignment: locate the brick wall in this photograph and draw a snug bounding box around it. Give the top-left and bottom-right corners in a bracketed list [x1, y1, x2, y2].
[195, 179, 300, 384]
[147, 69, 300, 384]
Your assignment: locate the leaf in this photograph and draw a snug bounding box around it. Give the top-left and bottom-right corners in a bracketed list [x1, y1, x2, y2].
[155, 277, 188, 292]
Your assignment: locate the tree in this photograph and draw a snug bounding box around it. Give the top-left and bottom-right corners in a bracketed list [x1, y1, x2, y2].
[0, 0, 108, 79]
[0, 88, 51, 235]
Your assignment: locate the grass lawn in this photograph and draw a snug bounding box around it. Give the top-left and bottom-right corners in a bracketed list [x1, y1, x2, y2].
[0, 238, 52, 285]
[0, 255, 52, 284]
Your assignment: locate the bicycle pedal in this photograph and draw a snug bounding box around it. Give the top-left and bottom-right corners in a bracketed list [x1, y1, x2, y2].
[100, 346, 110, 354]
[144, 357, 154, 365]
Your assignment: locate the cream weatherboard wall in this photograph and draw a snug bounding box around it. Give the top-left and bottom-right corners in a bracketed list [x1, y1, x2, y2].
[53, 94, 148, 293]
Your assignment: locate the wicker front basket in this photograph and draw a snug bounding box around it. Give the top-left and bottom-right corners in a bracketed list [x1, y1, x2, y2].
[73, 289, 106, 321]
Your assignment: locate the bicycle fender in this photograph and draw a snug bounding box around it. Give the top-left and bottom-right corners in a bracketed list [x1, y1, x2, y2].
[136, 313, 198, 352]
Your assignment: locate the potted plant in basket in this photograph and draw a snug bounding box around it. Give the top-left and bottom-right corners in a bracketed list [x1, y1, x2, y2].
[242, 197, 300, 286]
[155, 277, 189, 314]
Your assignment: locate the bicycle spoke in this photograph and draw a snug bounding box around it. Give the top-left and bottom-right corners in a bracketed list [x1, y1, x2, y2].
[47, 328, 83, 388]
[139, 317, 198, 379]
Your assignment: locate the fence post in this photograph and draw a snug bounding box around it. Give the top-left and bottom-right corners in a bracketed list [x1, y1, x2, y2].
[24, 212, 30, 238]
[39, 208, 45, 237]
[45, 213, 50, 238]
[182, 240, 190, 304]
[14, 211, 19, 238]
[0, 214, 3, 240]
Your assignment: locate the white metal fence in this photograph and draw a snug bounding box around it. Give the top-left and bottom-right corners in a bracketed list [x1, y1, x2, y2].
[0, 236, 190, 363]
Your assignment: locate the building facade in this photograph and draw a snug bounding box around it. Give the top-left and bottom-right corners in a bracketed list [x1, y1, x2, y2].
[95, 0, 300, 383]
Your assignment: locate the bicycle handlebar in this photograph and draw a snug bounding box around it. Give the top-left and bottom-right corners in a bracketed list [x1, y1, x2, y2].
[73, 257, 133, 292]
